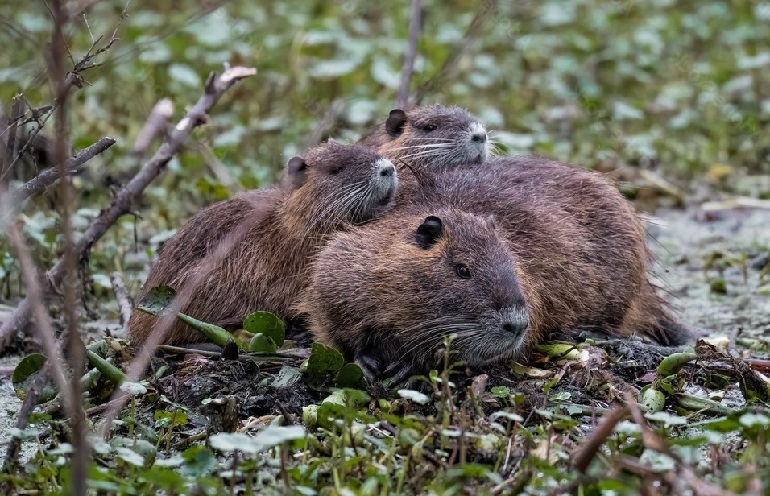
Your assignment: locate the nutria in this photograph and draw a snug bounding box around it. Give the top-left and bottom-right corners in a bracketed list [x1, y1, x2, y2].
[300, 195, 614, 383]
[127, 142, 398, 346]
[359, 104, 489, 193]
[397, 155, 693, 347]
[301, 164, 693, 383]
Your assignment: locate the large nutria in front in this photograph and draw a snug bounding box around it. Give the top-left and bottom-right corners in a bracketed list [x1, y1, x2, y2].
[300, 203, 602, 384]
[358, 104, 489, 193]
[127, 142, 398, 346]
[441, 156, 694, 346]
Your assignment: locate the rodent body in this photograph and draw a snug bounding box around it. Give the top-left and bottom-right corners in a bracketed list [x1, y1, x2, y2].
[302, 156, 693, 382]
[299, 208, 539, 384]
[127, 142, 398, 346]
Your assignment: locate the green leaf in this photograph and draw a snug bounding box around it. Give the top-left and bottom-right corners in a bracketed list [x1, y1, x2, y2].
[305, 342, 345, 379]
[656, 352, 698, 376]
[335, 362, 365, 389]
[154, 410, 189, 428]
[639, 386, 665, 413]
[397, 389, 431, 405]
[243, 311, 285, 347]
[490, 386, 510, 398]
[209, 425, 306, 454]
[135, 285, 176, 316]
[247, 333, 277, 353]
[12, 353, 47, 395]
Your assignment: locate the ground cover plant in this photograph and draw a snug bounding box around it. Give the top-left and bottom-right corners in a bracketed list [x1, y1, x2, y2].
[1, 0, 770, 494]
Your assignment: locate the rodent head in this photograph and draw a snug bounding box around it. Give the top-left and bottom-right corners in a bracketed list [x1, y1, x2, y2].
[405, 211, 530, 367]
[282, 141, 398, 233]
[367, 104, 489, 172]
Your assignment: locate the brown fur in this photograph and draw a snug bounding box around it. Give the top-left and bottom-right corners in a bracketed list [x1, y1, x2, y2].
[301, 156, 693, 382]
[359, 104, 489, 195]
[407, 156, 693, 346]
[300, 198, 603, 382]
[127, 142, 398, 346]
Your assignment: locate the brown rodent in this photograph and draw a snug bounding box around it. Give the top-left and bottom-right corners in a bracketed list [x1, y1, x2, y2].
[427, 156, 694, 346]
[127, 142, 398, 346]
[359, 104, 489, 193]
[300, 199, 601, 384]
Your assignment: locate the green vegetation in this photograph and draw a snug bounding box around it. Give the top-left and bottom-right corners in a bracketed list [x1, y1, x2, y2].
[2, 0, 770, 494]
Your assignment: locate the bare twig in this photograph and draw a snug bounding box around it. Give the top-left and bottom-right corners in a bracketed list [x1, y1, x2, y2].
[570, 404, 630, 473]
[414, 0, 498, 104]
[110, 271, 131, 332]
[0, 0, 127, 186]
[0, 66, 257, 353]
[5, 136, 115, 206]
[131, 98, 173, 157]
[1, 219, 83, 461]
[396, 0, 422, 109]
[49, 1, 90, 493]
[302, 98, 345, 149]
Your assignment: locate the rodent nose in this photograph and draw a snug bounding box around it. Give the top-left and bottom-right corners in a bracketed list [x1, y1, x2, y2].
[379, 163, 396, 177]
[501, 307, 529, 336]
[471, 133, 487, 144]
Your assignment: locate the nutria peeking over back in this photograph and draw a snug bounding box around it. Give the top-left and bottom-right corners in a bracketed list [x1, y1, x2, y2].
[359, 104, 489, 182]
[128, 142, 398, 346]
[300, 208, 537, 384]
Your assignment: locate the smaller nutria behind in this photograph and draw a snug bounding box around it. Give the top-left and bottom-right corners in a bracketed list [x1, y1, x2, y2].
[128, 142, 398, 346]
[359, 105, 489, 192]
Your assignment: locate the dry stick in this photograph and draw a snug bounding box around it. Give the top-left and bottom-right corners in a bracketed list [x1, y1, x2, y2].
[414, 0, 497, 104]
[1, 362, 53, 476]
[131, 98, 173, 157]
[2, 222, 82, 459]
[302, 98, 345, 150]
[570, 404, 631, 473]
[49, 1, 90, 493]
[396, 0, 422, 109]
[0, 66, 257, 354]
[110, 271, 132, 331]
[100, 218, 255, 438]
[0, 0, 127, 186]
[10, 136, 115, 203]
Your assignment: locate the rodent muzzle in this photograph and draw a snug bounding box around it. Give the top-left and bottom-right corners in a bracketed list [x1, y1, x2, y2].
[471, 133, 487, 143]
[500, 306, 529, 337]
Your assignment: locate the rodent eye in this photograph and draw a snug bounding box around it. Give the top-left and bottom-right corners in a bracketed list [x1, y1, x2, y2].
[455, 263, 471, 279]
[330, 166, 344, 175]
[422, 124, 438, 132]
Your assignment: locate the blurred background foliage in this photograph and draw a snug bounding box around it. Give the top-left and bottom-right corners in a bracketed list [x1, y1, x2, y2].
[1, 0, 769, 312]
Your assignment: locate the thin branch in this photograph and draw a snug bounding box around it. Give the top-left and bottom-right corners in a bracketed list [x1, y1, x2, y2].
[302, 98, 345, 150]
[110, 271, 132, 332]
[131, 98, 173, 157]
[396, 0, 422, 109]
[414, 0, 499, 104]
[50, 0, 89, 492]
[2, 219, 83, 452]
[8, 136, 115, 204]
[0, 66, 257, 352]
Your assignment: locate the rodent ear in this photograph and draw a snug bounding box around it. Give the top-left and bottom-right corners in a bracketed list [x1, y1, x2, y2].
[415, 216, 443, 249]
[386, 109, 407, 136]
[286, 156, 309, 189]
